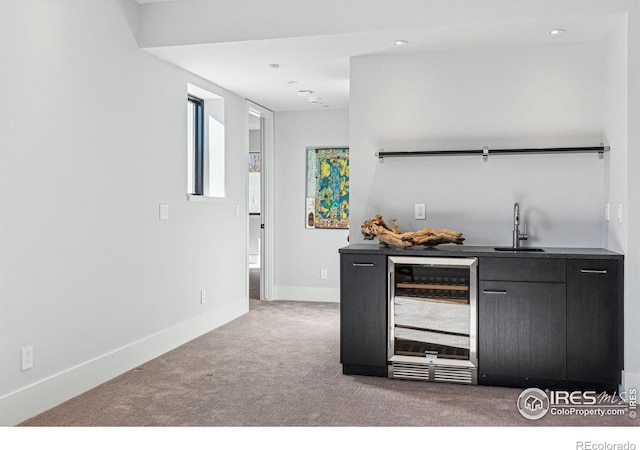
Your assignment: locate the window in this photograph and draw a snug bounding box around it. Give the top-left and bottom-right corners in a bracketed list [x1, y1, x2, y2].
[186, 83, 226, 198]
[187, 94, 204, 195]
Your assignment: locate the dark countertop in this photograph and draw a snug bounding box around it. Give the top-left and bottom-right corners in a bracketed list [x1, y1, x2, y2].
[339, 243, 624, 260]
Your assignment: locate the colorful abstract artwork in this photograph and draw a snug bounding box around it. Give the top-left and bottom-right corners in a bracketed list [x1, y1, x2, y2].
[305, 147, 349, 229]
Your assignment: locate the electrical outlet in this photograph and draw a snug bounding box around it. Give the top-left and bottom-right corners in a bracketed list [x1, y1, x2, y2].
[21, 346, 33, 371]
[414, 203, 426, 220]
[200, 290, 206, 304]
[320, 268, 328, 280]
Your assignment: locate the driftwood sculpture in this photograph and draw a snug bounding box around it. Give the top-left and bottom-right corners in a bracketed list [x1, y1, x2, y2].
[361, 214, 465, 248]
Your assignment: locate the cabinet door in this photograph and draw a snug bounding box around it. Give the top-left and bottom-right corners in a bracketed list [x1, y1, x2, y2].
[340, 254, 388, 372]
[479, 281, 566, 380]
[567, 259, 623, 385]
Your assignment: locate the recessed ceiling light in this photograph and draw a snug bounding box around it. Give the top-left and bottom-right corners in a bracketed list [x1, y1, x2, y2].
[548, 29, 566, 36]
[267, 63, 280, 69]
[297, 90, 313, 97]
[394, 40, 409, 46]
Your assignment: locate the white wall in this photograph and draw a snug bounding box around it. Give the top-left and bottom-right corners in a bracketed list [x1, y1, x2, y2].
[249, 215, 261, 265]
[0, 0, 248, 425]
[603, 17, 628, 254]
[273, 110, 349, 302]
[350, 42, 607, 248]
[622, 4, 640, 391]
[602, 13, 640, 393]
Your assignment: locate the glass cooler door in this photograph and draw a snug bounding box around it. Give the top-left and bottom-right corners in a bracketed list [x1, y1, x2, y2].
[388, 257, 477, 364]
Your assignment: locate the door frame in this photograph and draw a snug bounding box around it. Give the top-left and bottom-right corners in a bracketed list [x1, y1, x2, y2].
[246, 100, 274, 300]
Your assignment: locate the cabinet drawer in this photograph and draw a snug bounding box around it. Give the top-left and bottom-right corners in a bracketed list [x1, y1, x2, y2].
[479, 257, 565, 282]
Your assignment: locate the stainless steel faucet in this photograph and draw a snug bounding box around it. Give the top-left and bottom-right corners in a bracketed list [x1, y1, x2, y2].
[513, 202, 528, 248]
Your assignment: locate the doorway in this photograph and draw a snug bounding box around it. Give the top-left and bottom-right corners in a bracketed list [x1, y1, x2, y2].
[247, 101, 274, 302]
[248, 109, 261, 300]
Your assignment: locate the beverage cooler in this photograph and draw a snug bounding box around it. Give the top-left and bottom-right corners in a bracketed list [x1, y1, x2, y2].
[387, 256, 478, 384]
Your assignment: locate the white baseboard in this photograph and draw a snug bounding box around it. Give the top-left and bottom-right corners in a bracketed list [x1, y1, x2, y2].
[272, 285, 339, 302]
[0, 301, 247, 426]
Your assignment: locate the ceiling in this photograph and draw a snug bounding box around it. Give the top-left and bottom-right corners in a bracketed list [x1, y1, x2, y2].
[135, 0, 627, 112]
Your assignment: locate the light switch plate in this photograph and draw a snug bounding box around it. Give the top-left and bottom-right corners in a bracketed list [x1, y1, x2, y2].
[414, 203, 426, 220]
[617, 203, 623, 223]
[159, 203, 169, 220]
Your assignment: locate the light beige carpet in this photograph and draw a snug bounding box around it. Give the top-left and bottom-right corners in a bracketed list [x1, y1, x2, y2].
[20, 297, 636, 427]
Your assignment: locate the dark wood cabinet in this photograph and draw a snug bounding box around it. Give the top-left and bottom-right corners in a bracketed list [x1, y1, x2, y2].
[340, 253, 388, 376]
[479, 280, 566, 380]
[339, 246, 624, 389]
[478, 257, 568, 386]
[567, 259, 624, 386]
[478, 256, 623, 390]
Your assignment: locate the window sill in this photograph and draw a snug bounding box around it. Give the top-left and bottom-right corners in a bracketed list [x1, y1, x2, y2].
[186, 194, 227, 202]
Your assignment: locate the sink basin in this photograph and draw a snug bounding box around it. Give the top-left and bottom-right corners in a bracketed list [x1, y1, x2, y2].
[494, 247, 545, 252]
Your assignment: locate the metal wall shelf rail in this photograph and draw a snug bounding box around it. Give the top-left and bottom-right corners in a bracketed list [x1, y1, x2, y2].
[376, 146, 609, 162]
